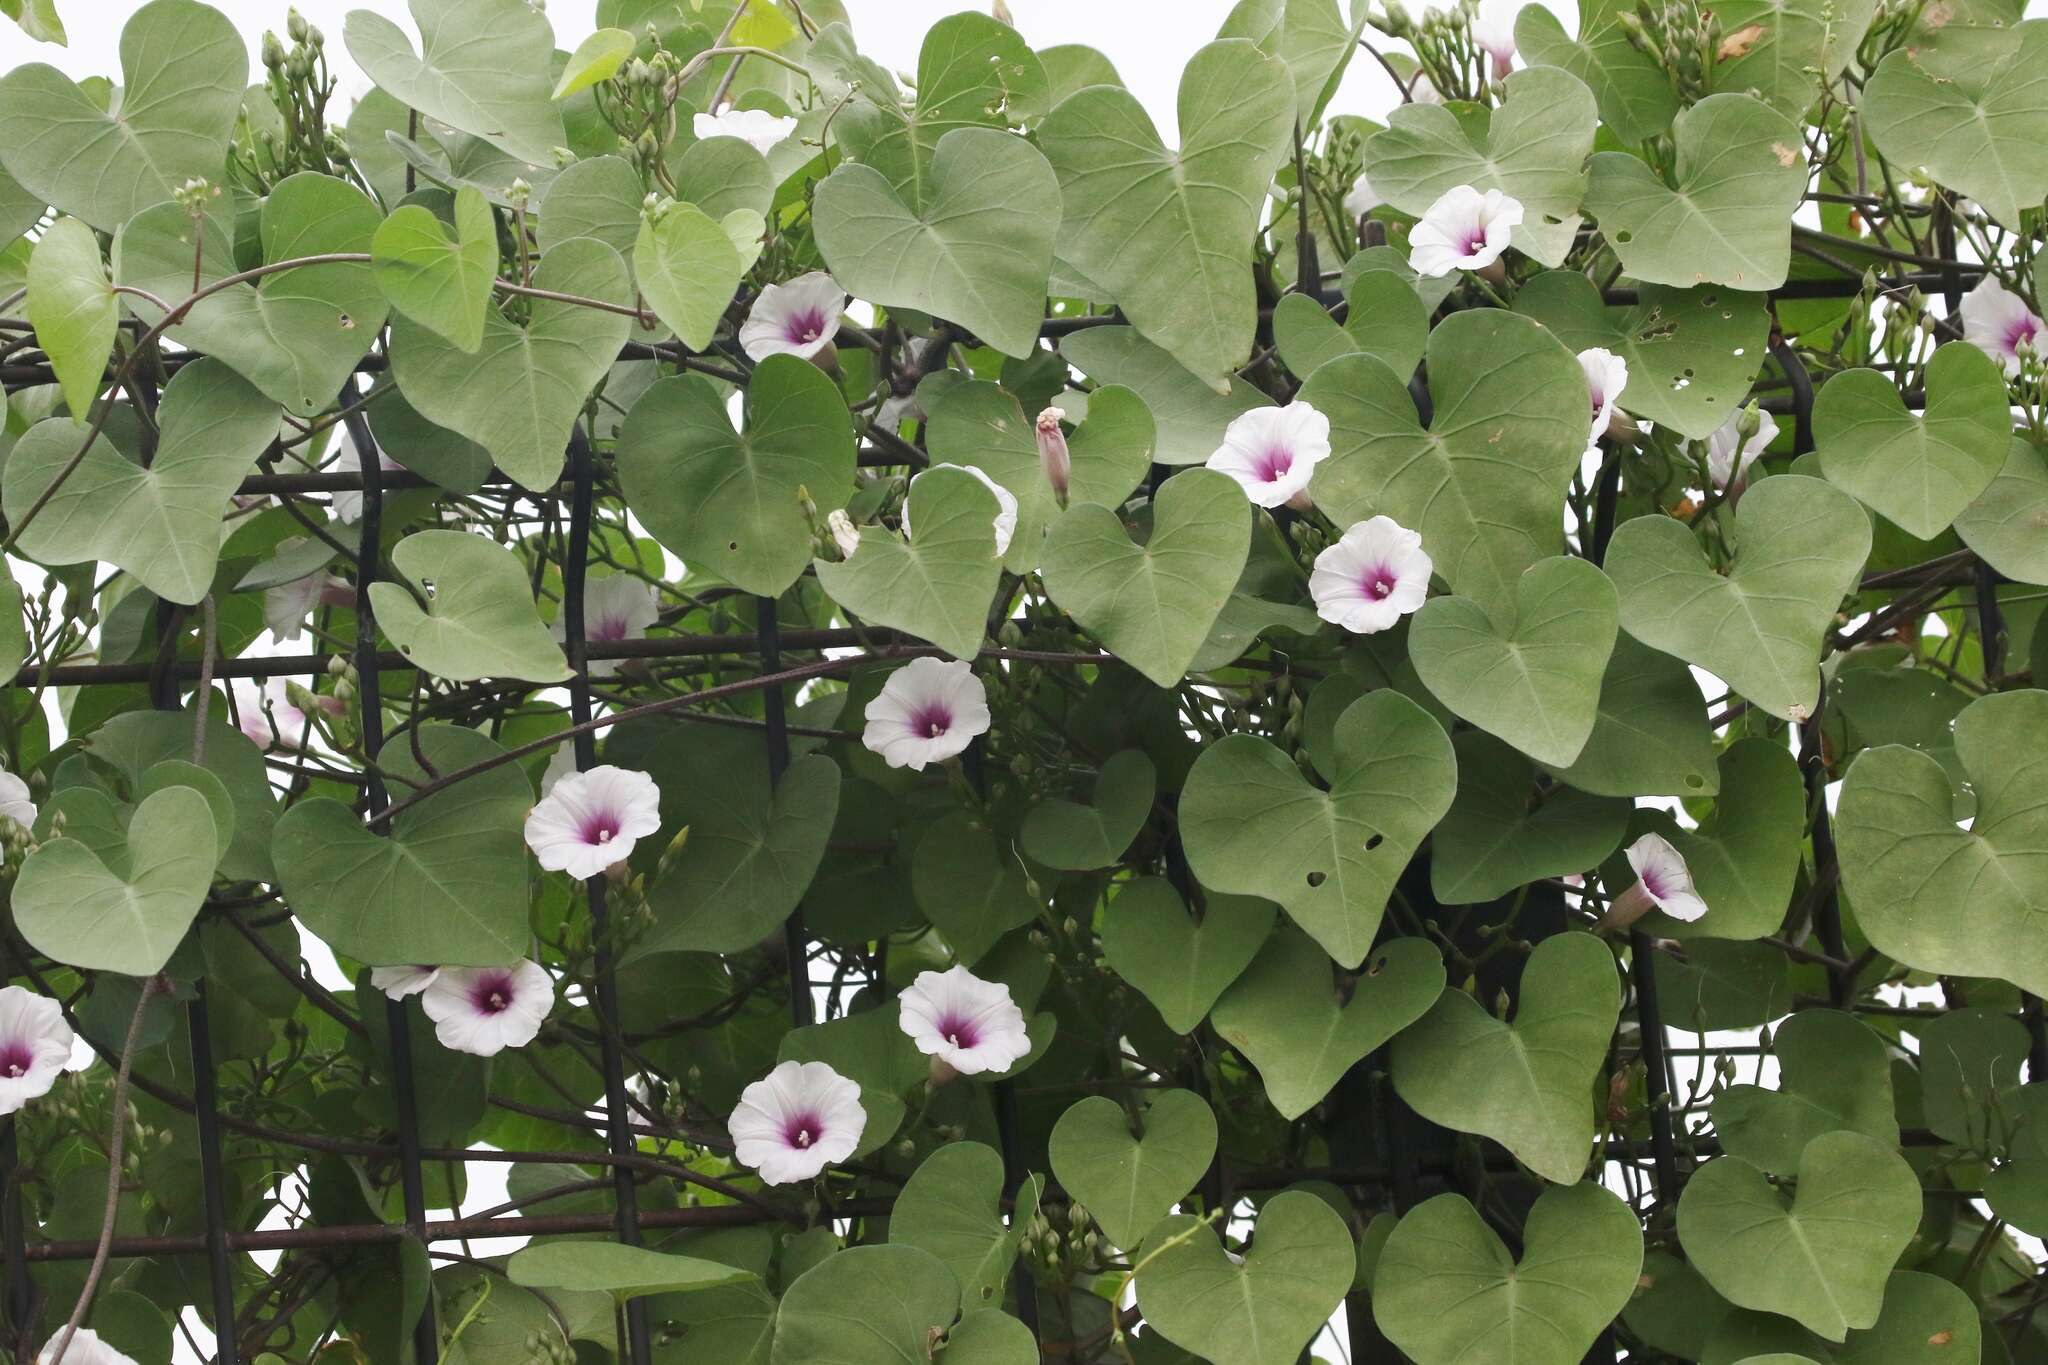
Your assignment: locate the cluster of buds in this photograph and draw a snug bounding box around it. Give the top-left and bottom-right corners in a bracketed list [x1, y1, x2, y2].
[1022, 1201, 1106, 1282]
[1616, 1, 1722, 104]
[248, 9, 345, 184]
[173, 177, 220, 219]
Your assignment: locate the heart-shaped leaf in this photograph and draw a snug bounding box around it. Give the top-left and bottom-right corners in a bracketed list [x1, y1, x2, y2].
[1516, 0, 1678, 142]
[1513, 270, 1769, 440]
[1410, 555, 1619, 767]
[1816, 340, 2012, 539]
[619, 356, 856, 598]
[1058, 326, 1271, 465]
[1042, 469, 1252, 688]
[1219, 0, 1358, 126]
[814, 465, 1004, 661]
[1956, 437, 2048, 585]
[1135, 1190, 1353, 1365]
[815, 126, 1058, 359]
[1039, 39, 1294, 389]
[1702, 1270, 1982, 1365]
[1020, 750, 1155, 871]
[635, 200, 758, 351]
[1431, 732, 1629, 905]
[0, 0, 244, 230]
[391, 236, 631, 491]
[1364, 65, 1599, 266]
[1049, 1090, 1217, 1250]
[1374, 1183, 1644, 1365]
[1273, 268, 1430, 383]
[1543, 634, 1720, 798]
[372, 186, 497, 353]
[1, 357, 276, 604]
[911, 811, 1041, 967]
[27, 216, 117, 423]
[1585, 93, 1807, 289]
[1651, 940, 1793, 1033]
[1837, 689, 2048, 995]
[537, 154, 642, 256]
[1617, 738, 1805, 939]
[1211, 931, 1446, 1119]
[771, 1244, 959, 1365]
[1100, 878, 1276, 1034]
[552, 26, 637, 101]
[271, 725, 534, 967]
[114, 172, 387, 415]
[369, 530, 569, 683]
[89, 703, 280, 885]
[345, 0, 566, 166]
[1864, 22, 2048, 226]
[1710, 0, 1879, 118]
[1606, 474, 1871, 720]
[1302, 310, 1591, 612]
[1390, 931, 1620, 1183]
[1710, 1010, 1898, 1177]
[13, 784, 217, 977]
[1677, 1132, 1921, 1340]
[1181, 690, 1457, 967]
[891, 1141, 1042, 1309]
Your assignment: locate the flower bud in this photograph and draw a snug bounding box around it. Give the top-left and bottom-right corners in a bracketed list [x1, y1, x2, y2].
[287, 7, 309, 41]
[1035, 406, 1071, 508]
[827, 508, 861, 560]
[262, 31, 286, 70]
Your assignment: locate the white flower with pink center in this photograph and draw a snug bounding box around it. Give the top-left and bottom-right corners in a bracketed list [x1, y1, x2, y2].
[420, 961, 556, 1056]
[905, 463, 1018, 557]
[1205, 402, 1332, 509]
[1960, 276, 2044, 376]
[1705, 407, 1779, 490]
[1600, 831, 1708, 930]
[370, 965, 441, 1000]
[232, 678, 339, 751]
[1580, 347, 1629, 451]
[523, 764, 663, 880]
[898, 966, 1032, 1078]
[1309, 516, 1433, 634]
[1473, 0, 1519, 77]
[728, 1059, 866, 1185]
[36, 1327, 137, 1365]
[0, 768, 37, 836]
[739, 273, 846, 363]
[693, 107, 799, 156]
[863, 658, 991, 771]
[0, 985, 73, 1115]
[553, 575, 659, 678]
[1407, 185, 1523, 278]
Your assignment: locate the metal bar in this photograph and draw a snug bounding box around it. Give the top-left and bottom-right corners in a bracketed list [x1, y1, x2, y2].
[187, 987, 241, 1365]
[759, 597, 813, 1031]
[3, 1119, 33, 1356]
[1627, 929, 1681, 1206]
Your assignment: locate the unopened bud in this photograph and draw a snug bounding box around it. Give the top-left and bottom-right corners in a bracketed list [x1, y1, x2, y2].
[262, 31, 286, 69]
[1035, 406, 1071, 508]
[287, 7, 309, 41]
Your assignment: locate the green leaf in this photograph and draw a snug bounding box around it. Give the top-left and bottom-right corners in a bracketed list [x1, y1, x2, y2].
[508, 1242, 754, 1301]
[1211, 930, 1446, 1119]
[1390, 931, 1620, 1184]
[1048, 1091, 1217, 1250]
[771, 1244, 959, 1365]
[553, 27, 638, 100]
[1273, 268, 1430, 383]
[938, 1311, 1037, 1365]
[815, 126, 1058, 359]
[372, 187, 497, 353]
[1431, 732, 1629, 905]
[1585, 94, 1807, 289]
[13, 784, 216, 976]
[1, 357, 276, 604]
[1542, 634, 1720, 798]
[1956, 437, 2048, 585]
[536, 155, 642, 257]
[1099, 878, 1276, 1035]
[27, 216, 116, 423]
[88, 704, 279, 884]
[1039, 39, 1295, 389]
[634, 201, 748, 351]
[1363, 65, 1599, 266]
[114, 172, 388, 415]
[891, 1141, 1041, 1308]
[1863, 22, 2048, 226]
[1712, 0, 1879, 117]
[1059, 325, 1271, 465]
[910, 810, 1041, 967]
[1182, 690, 1457, 968]
[369, 530, 569, 683]
[1134, 1191, 1354, 1365]
[1816, 341, 2013, 539]
[0, 0, 66, 45]
[1651, 939, 1793, 1031]
[813, 464, 1004, 661]
[1410, 556, 1619, 767]
[0, 0, 244, 231]
[1308, 312, 1590, 612]
[391, 236, 632, 491]
[1915, 1006, 2029, 1148]
[1620, 738, 1805, 940]
[1703, 1271, 1982, 1364]
[1836, 689, 2048, 996]
[1677, 1132, 1921, 1341]
[618, 357, 855, 597]
[1041, 469, 1252, 688]
[1512, 269, 1769, 441]
[1606, 474, 1871, 721]
[1374, 1183, 1644, 1365]
[271, 725, 534, 967]
[345, 0, 566, 167]
[1710, 1010, 1898, 1177]
[1020, 750, 1155, 871]
[1218, 0, 1356, 125]
[1516, 0, 1678, 142]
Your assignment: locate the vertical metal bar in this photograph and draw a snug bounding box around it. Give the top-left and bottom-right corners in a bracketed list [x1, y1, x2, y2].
[339, 403, 440, 1365]
[757, 596, 813, 1030]
[187, 986, 240, 1365]
[564, 429, 653, 1365]
[3, 1119, 33, 1357]
[1627, 930, 1680, 1207]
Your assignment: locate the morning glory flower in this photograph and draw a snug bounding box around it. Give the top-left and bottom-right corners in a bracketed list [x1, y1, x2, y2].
[827, 508, 862, 559]
[863, 658, 990, 771]
[232, 678, 340, 751]
[1206, 402, 1332, 509]
[0, 987, 72, 1116]
[1037, 406, 1072, 508]
[739, 272, 846, 363]
[420, 961, 556, 1057]
[1473, 0, 1519, 77]
[1310, 516, 1434, 634]
[370, 965, 441, 1000]
[1705, 407, 1779, 490]
[523, 764, 663, 880]
[0, 768, 37, 835]
[553, 575, 659, 678]
[728, 1059, 866, 1185]
[264, 571, 352, 645]
[1407, 185, 1522, 278]
[37, 1328, 137, 1365]
[1344, 172, 1382, 222]
[1960, 276, 2044, 375]
[693, 107, 799, 156]
[1580, 347, 1630, 452]
[1599, 832, 1708, 929]
[905, 463, 1018, 557]
[898, 965, 1032, 1079]
[330, 441, 405, 524]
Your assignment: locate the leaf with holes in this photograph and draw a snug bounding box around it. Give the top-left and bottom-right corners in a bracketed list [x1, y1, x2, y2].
[1431, 732, 1629, 905]
[1100, 878, 1276, 1034]
[813, 465, 1004, 661]
[1135, 1191, 1354, 1365]
[370, 531, 568, 683]
[1049, 1090, 1217, 1250]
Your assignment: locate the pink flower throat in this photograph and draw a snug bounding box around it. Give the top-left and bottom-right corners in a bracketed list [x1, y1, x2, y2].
[1461, 226, 1490, 255]
[578, 808, 621, 847]
[783, 1111, 824, 1149]
[0, 1042, 32, 1079]
[786, 310, 829, 345]
[470, 973, 517, 1016]
[912, 704, 953, 739]
[1252, 448, 1295, 483]
[1359, 565, 1399, 600]
[937, 1014, 982, 1049]
[2006, 316, 2042, 355]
